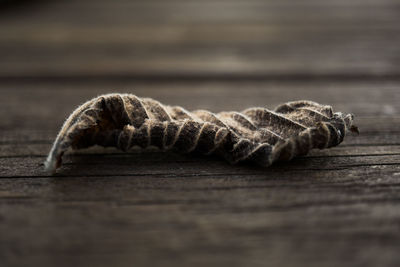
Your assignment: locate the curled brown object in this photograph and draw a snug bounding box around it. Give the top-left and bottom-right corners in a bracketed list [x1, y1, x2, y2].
[44, 94, 358, 173]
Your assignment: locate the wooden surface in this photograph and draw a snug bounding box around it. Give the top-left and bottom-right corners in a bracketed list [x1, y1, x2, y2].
[0, 1, 400, 267]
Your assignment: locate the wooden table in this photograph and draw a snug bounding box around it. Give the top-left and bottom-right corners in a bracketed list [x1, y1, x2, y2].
[1, 1, 399, 266]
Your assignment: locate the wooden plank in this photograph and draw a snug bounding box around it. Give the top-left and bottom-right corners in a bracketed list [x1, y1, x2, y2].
[4, 0, 400, 24]
[0, 0, 399, 76]
[0, 80, 399, 131]
[1, 151, 399, 178]
[1, 26, 398, 77]
[1, 162, 400, 267]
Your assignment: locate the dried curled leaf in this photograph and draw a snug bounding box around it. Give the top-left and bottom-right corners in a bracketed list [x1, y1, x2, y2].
[45, 94, 358, 173]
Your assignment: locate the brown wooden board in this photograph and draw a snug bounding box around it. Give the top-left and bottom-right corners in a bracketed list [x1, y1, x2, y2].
[1, 0, 400, 267]
[1, 80, 399, 267]
[0, 0, 400, 77]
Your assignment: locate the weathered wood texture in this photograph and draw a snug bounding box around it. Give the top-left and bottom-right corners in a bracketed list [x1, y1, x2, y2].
[0, 1, 400, 267]
[1, 0, 400, 77]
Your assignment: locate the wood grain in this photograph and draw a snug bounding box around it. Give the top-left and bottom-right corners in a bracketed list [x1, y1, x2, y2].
[1, 81, 399, 267]
[0, 0, 400, 267]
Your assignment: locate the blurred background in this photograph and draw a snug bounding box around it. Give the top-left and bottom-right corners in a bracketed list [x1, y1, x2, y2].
[1, 0, 399, 78]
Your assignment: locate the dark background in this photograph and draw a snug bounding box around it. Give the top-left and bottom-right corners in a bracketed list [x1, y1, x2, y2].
[0, 1, 399, 267]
